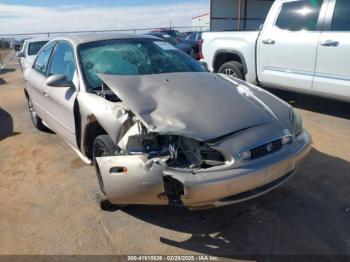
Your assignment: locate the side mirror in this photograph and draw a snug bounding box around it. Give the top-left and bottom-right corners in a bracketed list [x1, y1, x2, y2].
[16, 51, 25, 58]
[46, 74, 74, 88]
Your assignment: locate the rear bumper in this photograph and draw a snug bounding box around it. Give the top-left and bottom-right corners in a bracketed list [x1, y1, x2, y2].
[181, 130, 311, 209]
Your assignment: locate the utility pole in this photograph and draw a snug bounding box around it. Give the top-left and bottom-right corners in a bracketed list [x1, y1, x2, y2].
[237, 0, 242, 30]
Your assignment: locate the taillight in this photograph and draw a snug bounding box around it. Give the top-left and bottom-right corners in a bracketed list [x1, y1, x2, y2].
[199, 39, 204, 59]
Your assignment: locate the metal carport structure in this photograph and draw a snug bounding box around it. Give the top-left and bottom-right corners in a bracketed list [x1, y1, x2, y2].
[210, 0, 275, 31]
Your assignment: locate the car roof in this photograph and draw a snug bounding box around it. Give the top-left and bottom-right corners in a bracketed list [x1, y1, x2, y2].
[50, 33, 158, 46]
[146, 32, 168, 36]
[26, 37, 52, 43]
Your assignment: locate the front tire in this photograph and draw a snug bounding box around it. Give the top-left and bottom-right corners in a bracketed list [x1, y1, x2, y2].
[218, 61, 244, 80]
[93, 134, 118, 195]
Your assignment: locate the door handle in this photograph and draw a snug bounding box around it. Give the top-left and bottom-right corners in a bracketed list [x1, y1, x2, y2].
[43, 92, 49, 97]
[25, 80, 30, 85]
[262, 39, 275, 45]
[320, 40, 339, 47]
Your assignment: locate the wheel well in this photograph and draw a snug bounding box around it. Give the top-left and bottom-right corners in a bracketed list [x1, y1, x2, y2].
[73, 100, 81, 149]
[83, 121, 107, 159]
[213, 52, 245, 73]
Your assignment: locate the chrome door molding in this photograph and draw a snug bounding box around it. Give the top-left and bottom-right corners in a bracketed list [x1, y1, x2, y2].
[264, 66, 350, 82]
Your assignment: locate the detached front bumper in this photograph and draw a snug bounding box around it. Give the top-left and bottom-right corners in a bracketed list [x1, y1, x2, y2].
[96, 130, 311, 209]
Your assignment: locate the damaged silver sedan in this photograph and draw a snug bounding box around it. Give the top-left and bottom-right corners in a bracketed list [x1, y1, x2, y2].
[23, 34, 311, 209]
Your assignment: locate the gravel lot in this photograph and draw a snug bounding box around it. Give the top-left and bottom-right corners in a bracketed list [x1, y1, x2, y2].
[0, 51, 349, 257]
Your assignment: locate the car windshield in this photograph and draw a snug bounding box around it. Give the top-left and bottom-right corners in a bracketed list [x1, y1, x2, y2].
[28, 41, 48, 56]
[78, 38, 206, 91]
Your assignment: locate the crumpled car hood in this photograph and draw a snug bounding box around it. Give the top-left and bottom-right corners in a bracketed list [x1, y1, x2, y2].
[99, 72, 290, 141]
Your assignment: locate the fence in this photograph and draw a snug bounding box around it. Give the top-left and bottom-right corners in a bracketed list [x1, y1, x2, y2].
[0, 25, 208, 39]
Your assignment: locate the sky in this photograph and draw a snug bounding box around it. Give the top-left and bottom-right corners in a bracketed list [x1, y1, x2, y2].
[0, 0, 209, 35]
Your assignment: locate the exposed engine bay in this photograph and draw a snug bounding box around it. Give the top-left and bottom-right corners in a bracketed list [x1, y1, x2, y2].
[117, 120, 226, 170]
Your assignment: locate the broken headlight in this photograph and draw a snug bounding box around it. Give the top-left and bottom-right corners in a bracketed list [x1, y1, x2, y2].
[166, 136, 225, 169]
[124, 131, 225, 169]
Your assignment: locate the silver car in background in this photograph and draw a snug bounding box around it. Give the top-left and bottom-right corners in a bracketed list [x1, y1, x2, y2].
[17, 37, 50, 71]
[22, 34, 311, 210]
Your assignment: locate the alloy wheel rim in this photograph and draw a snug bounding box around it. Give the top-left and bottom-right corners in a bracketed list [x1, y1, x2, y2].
[223, 68, 237, 78]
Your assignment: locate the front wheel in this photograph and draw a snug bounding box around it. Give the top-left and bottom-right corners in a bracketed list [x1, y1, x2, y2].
[218, 61, 244, 80]
[93, 134, 118, 196]
[93, 135, 122, 211]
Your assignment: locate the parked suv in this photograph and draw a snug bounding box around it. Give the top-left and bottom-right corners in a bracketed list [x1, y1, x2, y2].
[201, 0, 350, 101]
[180, 31, 204, 60]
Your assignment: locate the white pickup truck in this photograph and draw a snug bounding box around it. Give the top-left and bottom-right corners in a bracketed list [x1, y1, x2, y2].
[201, 0, 350, 101]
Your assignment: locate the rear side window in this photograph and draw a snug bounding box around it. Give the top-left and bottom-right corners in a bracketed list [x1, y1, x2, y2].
[28, 41, 48, 56]
[190, 33, 198, 40]
[48, 41, 76, 81]
[34, 41, 56, 75]
[331, 0, 350, 31]
[275, 0, 324, 31]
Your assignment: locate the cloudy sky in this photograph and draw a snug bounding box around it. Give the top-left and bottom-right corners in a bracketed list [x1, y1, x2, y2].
[0, 0, 209, 35]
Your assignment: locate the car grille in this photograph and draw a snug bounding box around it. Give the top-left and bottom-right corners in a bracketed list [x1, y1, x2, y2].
[250, 139, 283, 160]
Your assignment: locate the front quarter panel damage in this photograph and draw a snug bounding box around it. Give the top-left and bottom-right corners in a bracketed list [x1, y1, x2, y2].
[77, 92, 130, 156]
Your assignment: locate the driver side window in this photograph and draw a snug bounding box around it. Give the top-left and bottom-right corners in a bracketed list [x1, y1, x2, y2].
[34, 41, 57, 75]
[48, 41, 76, 81]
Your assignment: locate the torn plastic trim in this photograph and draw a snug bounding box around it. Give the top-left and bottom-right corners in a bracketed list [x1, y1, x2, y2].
[95, 155, 189, 206]
[95, 155, 169, 205]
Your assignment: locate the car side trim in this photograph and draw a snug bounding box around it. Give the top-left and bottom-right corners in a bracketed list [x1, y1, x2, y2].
[264, 66, 350, 82]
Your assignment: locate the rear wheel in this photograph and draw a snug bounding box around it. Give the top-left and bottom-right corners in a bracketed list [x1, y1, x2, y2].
[218, 61, 244, 80]
[27, 97, 48, 131]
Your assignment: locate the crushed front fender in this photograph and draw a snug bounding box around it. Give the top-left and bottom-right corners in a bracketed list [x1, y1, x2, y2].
[95, 155, 167, 205]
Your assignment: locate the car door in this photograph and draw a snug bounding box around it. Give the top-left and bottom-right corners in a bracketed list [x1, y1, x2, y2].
[44, 40, 79, 148]
[257, 0, 328, 90]
[25, 41, 57, 122]
[313, 0, 350, 99]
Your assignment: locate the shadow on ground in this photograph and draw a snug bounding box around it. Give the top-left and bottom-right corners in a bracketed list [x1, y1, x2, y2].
[0, 107, 19, 141]
[0, 78, 6, 85]
[118, 149, 350, 257]
[264, 87, 350, 120]
[0, 68, 16, 75]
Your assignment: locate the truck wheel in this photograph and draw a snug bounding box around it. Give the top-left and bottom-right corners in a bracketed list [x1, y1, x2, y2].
[218, 61, 244, 80]
[27, 97, 48, 132]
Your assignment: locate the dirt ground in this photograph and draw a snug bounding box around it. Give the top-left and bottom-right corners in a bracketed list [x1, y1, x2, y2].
[0, 51, 349, 257]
